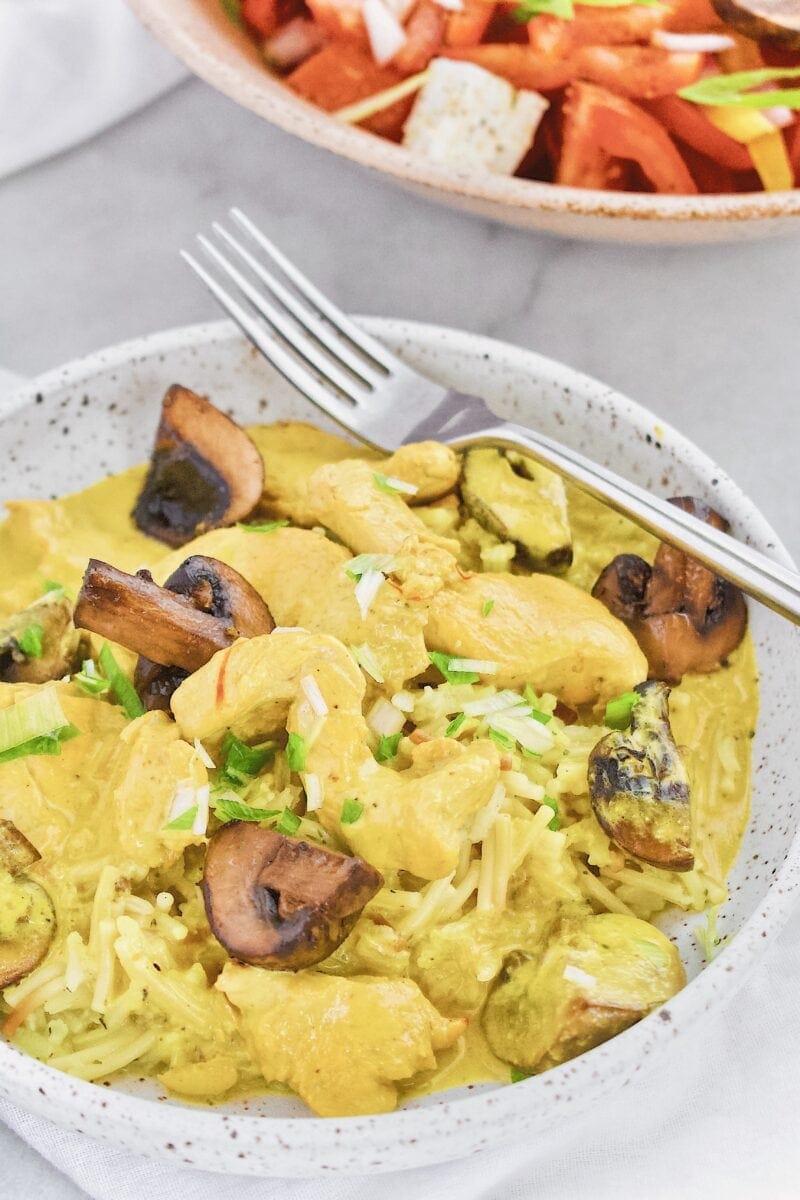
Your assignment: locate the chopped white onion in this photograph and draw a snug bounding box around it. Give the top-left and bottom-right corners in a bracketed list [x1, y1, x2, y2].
[300, 674, 329, 718]
[264, 17, 327, 70]
[448, 658, 498, 674]
[354, 569, 386, 619]
[191, 785, 210, 837]
[381, 474, 419, 495]
[391, 690, 415, 713]
[302, 772, 324, 812]
[431, 0, 463, 9]
[345, 553, 399, 578]
[384, 0, 416, 19]
[272, 625, 309, 635]
[193, 738, 216, 769]
[463, 690, 525, 717]
[368, 696, 406, 737]
[764, 106, 795, 129]
[652, 30, 735, 52]
[351, 643, 385, 683]
[363, 0, 407, 65]
[168, 784, 197, 825]
[155, 892, 174, 912]
[563, 964, 597, 989]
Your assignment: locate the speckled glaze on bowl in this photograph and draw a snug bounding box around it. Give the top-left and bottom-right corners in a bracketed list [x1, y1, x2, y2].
[0, 319, 798, 1176]
[127, 0, 800, 244]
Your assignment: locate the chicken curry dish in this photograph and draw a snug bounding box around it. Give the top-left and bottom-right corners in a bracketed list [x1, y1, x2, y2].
[0, 384, 757, 1117]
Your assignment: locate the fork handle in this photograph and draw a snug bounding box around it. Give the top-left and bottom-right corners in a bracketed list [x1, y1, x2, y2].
[456, 422, 800, 625]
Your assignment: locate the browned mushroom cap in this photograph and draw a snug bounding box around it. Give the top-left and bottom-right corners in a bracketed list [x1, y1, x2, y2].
[133, 385, 265, 547]
[592, 498, 747, 684]
[134, 556, 274, 711]
[0, 820, 56, 989]
[711, 0, 800, 48]
[202, 823, 383, 970]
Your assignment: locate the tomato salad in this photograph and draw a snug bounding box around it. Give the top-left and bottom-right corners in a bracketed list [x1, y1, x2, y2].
[224, 0, 800, 195]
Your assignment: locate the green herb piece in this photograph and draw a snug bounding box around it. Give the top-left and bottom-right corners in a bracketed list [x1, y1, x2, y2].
[428, 651, 479, 685]
[344, 553, 399, 581]
[445, 712, 467, 738]
[0, 687, 78, 763]
[489, 727, 515, 753]
[74, 659, 111, 696]
[512, 0, 656, 20]
[679, 67, 800, 111]
[220, 731, 275, 784]
[374, 732, 402, 763]
[285, 732, 307, 772]
[98, 644, 145, 720]
[521, 746, 542, 760]
[510, 1066, 532, 1083]
[276, 808, 301, 836]
[530, 708, 552, 725]
[373, 473, 402, 495]
[482, 599, 495, 618]
[212, 795, 281, 824]
[340, 798, 364, 825]
[236, 519, 290, 533]
[220, 0, 243, 28]
[694, 905, 730, 963]
[604, 690, 641, 730]
[43, 580, 67, 597]
[165, 806, 198, 831]
[0, 723, 79, 766]
[17, 624, 44, 659]
[541, 795, 560, 831]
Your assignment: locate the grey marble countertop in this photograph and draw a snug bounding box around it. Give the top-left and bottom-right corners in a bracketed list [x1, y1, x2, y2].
[0, 72, 799, 1198]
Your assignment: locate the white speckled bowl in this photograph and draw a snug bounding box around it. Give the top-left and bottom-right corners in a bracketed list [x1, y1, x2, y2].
[0, 319, 798, 1175]
[127, 0, 800, 244]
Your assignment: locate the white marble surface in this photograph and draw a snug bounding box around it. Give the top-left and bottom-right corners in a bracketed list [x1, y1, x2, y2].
[0, 71, 799, 1197]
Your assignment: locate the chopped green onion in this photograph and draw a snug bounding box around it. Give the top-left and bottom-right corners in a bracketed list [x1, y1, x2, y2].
[236, 519, 290, 533]
[43, 580, 66, 595]
[212, 795, 281, 824]
[220, 731, 275, 784]
[375, 732, 402, 763]
[373, 473, 418, 497]
[445, 712, 467, 738]
[340, 798, 364, 825]
[73, 659, 111, 696]
[694, 905, 730, 962]
[604, 691, 641, 730]
[220, 0, 243, 28]
[679, 67, 800, 111]
[481, 599, 495, 618]
[98, 644, 145, 720]
[530, 708, 552, 725]
[285, 732, 307, 772]
[512, 0, 656, 20]
[428, 651, 479, 685]
[0, 724, 79, 766]
[523, 684, 552, 724]
[0, 688, 78, 765]
[165, 805, 198, 831]
[510, 1066, 532, 1083]
[541, 795, 560, 831]
[276, 808, 301, 836]
[489, 727, 515, 753]
[351, 643, 385, 684]
[17, 624, 44, 659]
[344, 553, 399, 581]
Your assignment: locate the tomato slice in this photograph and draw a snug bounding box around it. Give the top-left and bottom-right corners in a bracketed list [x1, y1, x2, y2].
[648, 96, 754, 171]
[442, 45, 574, 90]
[445, 0, 495, 48]
[573, 45, 703, 100]
[241, 0, 279, 37]
[557, 82, 698, 193]
[394, 1, 447, 73]
[287, 44, 414, 139]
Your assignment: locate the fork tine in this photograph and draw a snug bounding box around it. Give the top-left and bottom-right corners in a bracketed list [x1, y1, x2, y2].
[212, 222, 383, 389]
[229, 208, 400, 374]
[196, 236, 368, 406]
[180, 251, 360, 430]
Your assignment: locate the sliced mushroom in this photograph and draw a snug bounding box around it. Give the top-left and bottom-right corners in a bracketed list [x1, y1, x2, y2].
[592, 497, 747, 683]
[711, 0, 800, 48]
[202, 823, 383, 970]
[134, 556, 275, 711]
[0, 820, 56, 989]
[588, 680, 693, 871]
[0, 594, 83, 684]
[133, 385, 265, 547]
[462, 447, 573, 573]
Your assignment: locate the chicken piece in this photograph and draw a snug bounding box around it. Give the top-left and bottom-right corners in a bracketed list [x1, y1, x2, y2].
[379, 441, 461, 503]
[426, 573, 648, 708]
[171, 631, 500, 879]
[305, 459, 460, 599]
[218, 962, 465, 1116]
[483, 913, 685, 1073]
[154, 526, 428, 691]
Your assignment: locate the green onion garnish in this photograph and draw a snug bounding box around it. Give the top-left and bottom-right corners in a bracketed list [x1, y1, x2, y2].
[236, 519, 290, 533]
[220, 731, 275, 784]
[0, 688, 79, 765]
[372, 473, 418, 497]
[679, 67, 800, 111]
[512, 0, 656, 18]
[165, 806, 198, 831]
[445, 712, 467, 738]
[489, 727, 515, 753]
[285, 732, 307, 772]
[43, 580, 65, 595]
[604, 691, 641, 730]
[340, 798, 364, 825]
[220, 0, 244, 28]
[481, 599, 495, 618]
[276, 808, 301, 836]
[17, 624, 44, 659]
[510, 1066, 532, 1083]
[541, 795, 560, 831]
[98, 644, 145, 720]
[344, 553, 399, 581]
[428, 651, 479, 685]
[73, 659, 110, 696]
[374, 732, 402, 763]
[212, 795, 281, 824]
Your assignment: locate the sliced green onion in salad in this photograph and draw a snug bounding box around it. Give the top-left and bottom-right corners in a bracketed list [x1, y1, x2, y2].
[604, 690, 641, 730]
[285, 732, 307, 772]
[165, 806, 198, 831]
[212, 794, 281, 824]
[373, 472, 419, 497]
[541, 795, 560, 831]
[351, 643, 385, 684]
[428, 652, 498, 685]
[445, 712, 467, 738]
[481, 599, 495, 618]
[340, 798, 364, 825]
[236, 519, 290, 533]
[680, 68, 800, 111]
[276, 808, 301, 836]
[73, 659, 111, 696]
[374, 732, 402, 763]
[0, 687, 79, 765]
[512, 0, 658, 21]
[335, 70, 431, 126]
[220, 731, 275, 785]
[98, 643, 145, 720]
[344, 554, 399, 581]
[17, 624, 44, 659]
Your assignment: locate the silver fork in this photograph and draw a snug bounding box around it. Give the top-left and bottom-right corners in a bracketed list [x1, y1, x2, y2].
[182, 208, 800, 625]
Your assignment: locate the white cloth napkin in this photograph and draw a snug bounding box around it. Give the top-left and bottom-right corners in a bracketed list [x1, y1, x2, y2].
[0, 0, 187, 180]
